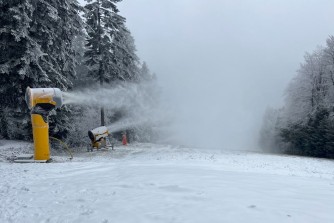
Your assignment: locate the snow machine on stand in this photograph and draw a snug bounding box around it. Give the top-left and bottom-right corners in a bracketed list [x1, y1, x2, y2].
[87, 126, 114, 152]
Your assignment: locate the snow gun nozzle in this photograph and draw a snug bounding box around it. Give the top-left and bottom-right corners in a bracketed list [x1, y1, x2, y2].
[25, 87, 63, 110]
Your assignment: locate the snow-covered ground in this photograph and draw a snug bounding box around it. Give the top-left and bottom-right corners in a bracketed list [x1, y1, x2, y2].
[1, 140, 334, 223]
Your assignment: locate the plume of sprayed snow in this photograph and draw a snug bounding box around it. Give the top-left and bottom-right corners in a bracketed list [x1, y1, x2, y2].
[106, 117, 150, 133]
[63, 82, 149, 112]
[63, 81, 172, 141]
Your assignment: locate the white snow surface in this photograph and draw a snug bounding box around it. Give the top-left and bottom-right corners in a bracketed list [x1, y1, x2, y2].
[1, 140, 334, 223]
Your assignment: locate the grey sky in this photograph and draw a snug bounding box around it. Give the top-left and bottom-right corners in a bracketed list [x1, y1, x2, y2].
[80, 0, 334, 149]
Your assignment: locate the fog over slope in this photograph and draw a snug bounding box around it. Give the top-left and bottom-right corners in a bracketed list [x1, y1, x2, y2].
[79, 0, 334, 149]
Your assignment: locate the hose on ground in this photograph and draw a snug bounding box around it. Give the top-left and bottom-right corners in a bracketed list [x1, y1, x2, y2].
[49, 137, 73, 160]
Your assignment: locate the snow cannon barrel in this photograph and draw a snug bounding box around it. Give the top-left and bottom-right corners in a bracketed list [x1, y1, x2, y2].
[88, 126, 109, 143]
[88, 126, 110, 150]
[24, 87, 64, 162]
[25, 87, 63, 110]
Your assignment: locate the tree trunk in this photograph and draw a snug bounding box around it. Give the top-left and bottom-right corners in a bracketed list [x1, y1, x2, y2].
[99, 65, 105, 126]
[100, 106, 105, 126]
[97, 0, 105, 126]
[100, 83, 105, 126]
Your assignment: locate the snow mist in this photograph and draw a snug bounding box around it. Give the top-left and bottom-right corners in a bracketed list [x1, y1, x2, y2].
[63, 82, 147, 110]
[63, 82, 166, 136]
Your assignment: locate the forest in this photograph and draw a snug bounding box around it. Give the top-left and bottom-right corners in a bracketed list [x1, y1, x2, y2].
[260, 36, 334, 158]
[1, 2, 334, 222]
[0, 0, 157, 146]
[2, 1, 334, 159]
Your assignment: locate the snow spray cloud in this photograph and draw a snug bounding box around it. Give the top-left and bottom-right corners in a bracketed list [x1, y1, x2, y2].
[63, 81, 170, 137]
[63, 82, 148, 111]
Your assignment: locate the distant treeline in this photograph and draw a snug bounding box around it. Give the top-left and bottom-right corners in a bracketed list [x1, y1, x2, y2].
[260, 36, 334, 159]
[0, 0, 157, 145]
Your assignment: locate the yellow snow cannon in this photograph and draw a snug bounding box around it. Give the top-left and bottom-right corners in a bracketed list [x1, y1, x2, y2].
[15, 87, 63, 163]
[88, 126, 113, 151]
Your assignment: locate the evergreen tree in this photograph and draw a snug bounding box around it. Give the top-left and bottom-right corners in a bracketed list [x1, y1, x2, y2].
[84, 0, 126, 126]
[280, 108, 334, 158]
[113, 26, 140, 81]
[139, 62, 153, 81]
[259, 107, 282, 153]
[0, 0, 82, 140]
[30, 0, 82, 139]
[72, 32, 91, 88]
[0, 0, 45, 139]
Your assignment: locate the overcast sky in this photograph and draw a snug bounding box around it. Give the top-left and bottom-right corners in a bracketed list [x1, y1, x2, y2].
[80, 0, 334, 149]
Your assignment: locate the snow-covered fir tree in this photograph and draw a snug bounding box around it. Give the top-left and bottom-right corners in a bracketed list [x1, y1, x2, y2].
[30, 0, 83, 139]
[139, 61, 154, 81]
[84, 0, 127, 82]
[113, 26, 141, 81]
[0, 0, 46, 139]
[31, 0, 82, 89]
[84, 0, 137, 126]
[0, 0, 82, 140]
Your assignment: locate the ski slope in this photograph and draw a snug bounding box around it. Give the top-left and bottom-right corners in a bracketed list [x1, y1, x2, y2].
[1, 140, 334, 223]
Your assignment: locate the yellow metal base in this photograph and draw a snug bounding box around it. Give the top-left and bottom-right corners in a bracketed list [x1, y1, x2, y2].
[31, 114, 50, 161]
[13, 154, 51, 163]
[14, 159, 50, 163]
